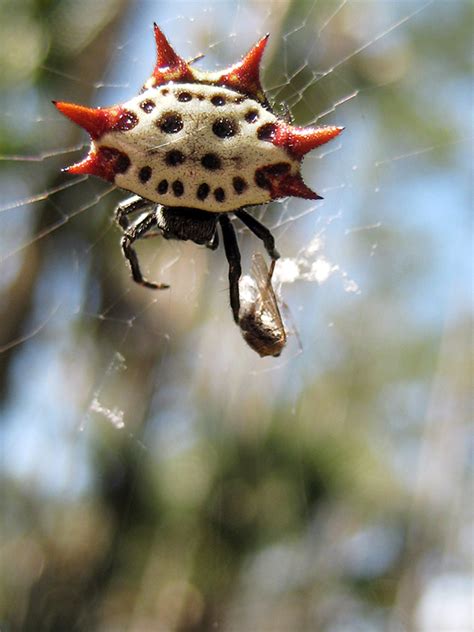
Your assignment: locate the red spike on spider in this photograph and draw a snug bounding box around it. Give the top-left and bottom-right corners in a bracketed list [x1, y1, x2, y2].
[255, 164, 323, 201]
[217, 34, 269, 101]
[53, 101, 132, 140]
[149, 23, 193, 86]
[277, 173, 323, 200]
[65, 147, 131, 182]
[64, 152, 99, 176]
[273, 123, 344, 159]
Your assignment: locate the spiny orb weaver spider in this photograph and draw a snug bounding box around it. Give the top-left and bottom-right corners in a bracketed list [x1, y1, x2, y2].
[54, 24, 343, 327]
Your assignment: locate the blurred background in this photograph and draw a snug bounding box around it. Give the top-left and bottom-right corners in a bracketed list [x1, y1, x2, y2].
[0, 0, 472, 630]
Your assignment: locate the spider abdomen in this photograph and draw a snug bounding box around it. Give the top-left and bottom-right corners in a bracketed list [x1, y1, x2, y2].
[55, 25, 343, 212]
[103, 83, 294, 212]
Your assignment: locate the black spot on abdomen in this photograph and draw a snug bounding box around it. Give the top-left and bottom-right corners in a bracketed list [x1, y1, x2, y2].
[140, 100, 155, 113]
[157, 179, 168, 194]
[166, 150, 185, 166]
[201, 153, 221, 170]
[177, 91, 192, 102]
[138, 166, 152, 183]
[211, 95, 226, 106]
[233, 177, 247, 194]
[197, 183, 210, 200]
[255, 170, 269, 189]
[112, 110, 138, 132]
[255, 162, 291, 189]
[214, 188, 225, 203]
[159, 112, 183, 134]
[245, 109, 259, 123]
[257, 123, 277, 141]
[212, 117, 238, 139]
[172, 180, 184, 197]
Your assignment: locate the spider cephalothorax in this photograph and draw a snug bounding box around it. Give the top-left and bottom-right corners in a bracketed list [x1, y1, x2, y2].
[54, 24, 343, 332]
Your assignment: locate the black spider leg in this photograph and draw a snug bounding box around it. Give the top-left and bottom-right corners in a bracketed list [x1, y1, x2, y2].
[115, 195, 154, 230]
[219, 215, 242, 323]
[121, 211, 169, 290]
[234, 209, 280, 278]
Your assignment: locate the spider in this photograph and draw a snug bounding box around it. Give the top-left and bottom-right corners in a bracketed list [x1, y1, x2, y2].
[54, 24, 343, 325]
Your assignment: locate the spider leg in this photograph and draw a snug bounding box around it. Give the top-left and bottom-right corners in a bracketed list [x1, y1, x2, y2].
[219, 215, 242, 323]
[234, 209, 280, 278]
[121, 211, 169, 290]
[206, 229, 219, 251]
[115, 195, 155, 230]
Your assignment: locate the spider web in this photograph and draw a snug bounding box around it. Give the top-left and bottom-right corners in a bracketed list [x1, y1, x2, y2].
[0, 1, 472, 630]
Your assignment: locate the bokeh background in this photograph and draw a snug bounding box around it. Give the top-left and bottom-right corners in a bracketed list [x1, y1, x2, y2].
[0, 1, 472, 630]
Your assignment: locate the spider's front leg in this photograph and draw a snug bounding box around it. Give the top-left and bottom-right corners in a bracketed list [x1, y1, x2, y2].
[121, 211, 169, 290]
[115, 195, 155, 230]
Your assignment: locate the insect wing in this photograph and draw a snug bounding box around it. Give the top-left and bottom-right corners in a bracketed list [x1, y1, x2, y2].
[238, 254, 287, 357]
[250, 253, 286, 339]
